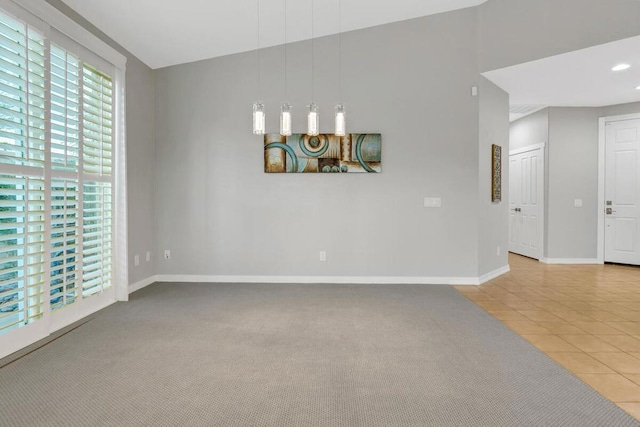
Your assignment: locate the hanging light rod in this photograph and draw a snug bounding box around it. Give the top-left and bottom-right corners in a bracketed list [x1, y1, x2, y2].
[307, 0, 319, 136]
[252, 0, 265, 135]
[334, 0, 345, 137]
[253, 0, 349, 137]
[280, 0, 292, 136]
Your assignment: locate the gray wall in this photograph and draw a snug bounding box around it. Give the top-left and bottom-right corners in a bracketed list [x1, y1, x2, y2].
[478, 77, 509, 275]
[602, 101, 640, 117]
[546, 108, 600, 259]
[47, 0, 640, 282]
[46, 1, 156, 285]
[479, 0, 640, 72]
[509, 109, 548, 151]
[154, 9, 485, 279]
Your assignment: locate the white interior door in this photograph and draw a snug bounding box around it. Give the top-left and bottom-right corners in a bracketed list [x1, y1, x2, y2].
[604, 119, 640, 265]
[509, 146, 544, 259]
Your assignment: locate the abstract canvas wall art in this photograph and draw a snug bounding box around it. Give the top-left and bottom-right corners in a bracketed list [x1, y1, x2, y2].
[264, 133, 381, 173]
[491, 144, 502, 202]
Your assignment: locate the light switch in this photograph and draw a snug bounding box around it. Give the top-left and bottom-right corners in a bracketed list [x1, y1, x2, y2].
[574, 199, 583, 208]
[424, 197, 442, 208]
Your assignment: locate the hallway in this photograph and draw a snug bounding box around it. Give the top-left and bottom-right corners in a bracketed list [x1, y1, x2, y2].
[456, 254, 640, 420]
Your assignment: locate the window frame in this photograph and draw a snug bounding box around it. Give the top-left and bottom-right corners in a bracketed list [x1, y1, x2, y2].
[0, 0, 127, 359]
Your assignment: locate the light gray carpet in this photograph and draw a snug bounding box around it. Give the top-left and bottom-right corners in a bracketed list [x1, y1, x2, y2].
[0, 283, 638, 426]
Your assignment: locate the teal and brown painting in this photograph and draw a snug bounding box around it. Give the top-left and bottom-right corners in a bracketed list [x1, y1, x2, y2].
[264, 133, 381, 173]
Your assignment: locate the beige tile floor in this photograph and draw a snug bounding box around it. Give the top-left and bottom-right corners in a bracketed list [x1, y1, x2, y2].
[454, 253, 640, 420]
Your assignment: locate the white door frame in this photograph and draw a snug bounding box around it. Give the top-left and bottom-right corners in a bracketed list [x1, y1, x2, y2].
[509, 142, 546, 261]
[597, 113, 640, 264]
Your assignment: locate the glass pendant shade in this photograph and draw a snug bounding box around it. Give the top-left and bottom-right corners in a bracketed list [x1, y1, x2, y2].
[253, 102, 265, 135]
[280, 103, 292, 136]
[335, 104, 346, 136]
[307, 103, 319, 136]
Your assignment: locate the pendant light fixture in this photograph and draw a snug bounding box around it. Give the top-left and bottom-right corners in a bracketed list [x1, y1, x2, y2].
[334, 0, 346, 136]
[253, 101, 265, 135]
[335, 104, 345, 136]
[308, 103, 319, 136]
[307, 0, 319, 136]
[280, 0, 292, 136]
[253, 0, 265, 135]
[280, 103, 292, 136]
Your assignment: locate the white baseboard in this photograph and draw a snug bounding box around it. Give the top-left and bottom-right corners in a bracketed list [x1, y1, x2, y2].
[131, 268, 513, 291]
[540, 258, 602, 265]
[477, 265, 511, 285]
[154, 274, 503, 286]
[129, 275, 159, 293]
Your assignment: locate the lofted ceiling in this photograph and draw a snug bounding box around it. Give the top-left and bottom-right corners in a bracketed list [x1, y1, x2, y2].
[483, 35, 640, 120]
[60, 0, 640, 114]
[59, 0, 488, 69]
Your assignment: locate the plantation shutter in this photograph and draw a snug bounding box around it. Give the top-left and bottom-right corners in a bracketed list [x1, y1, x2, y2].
[50, 178, 79, 311]
[48, 42, 81, 312]
[0, 14, 45, 168]
[0, 6, 118, 336]
[50, 44, 80, 172]
[0, 1, 125, 359]
[81, 64, 113, 297]
[0, 175, 45, 332]
[82, 64, 112, 176]
[0, 10, 46, 334]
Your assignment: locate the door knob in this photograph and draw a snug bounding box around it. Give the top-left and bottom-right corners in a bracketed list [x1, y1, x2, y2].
[606, 208, 615, 215]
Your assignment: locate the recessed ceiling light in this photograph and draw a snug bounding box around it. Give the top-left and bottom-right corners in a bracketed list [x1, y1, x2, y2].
[636, 85, 640, 90]
[612, 63, 631, 71]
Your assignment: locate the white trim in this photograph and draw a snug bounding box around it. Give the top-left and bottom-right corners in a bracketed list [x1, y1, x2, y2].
[478, 265, 511, 285]
[154, 274, 499, 286]
[598, 112, 640, 122]
[540, 258, 602, 265]
[597, 117, 606, 264]
[49, 291, 116, 332]
[0, 295, 117, 360]
[10, 0, 126, 70]
[126, 269, 515, 293]
[129, 275, 158, 293]
[0, 163, 44, 177]
[114, 66, 128, 301]
[0, 320, 48, 360]
[509, 142, 546, 156]
[508, 143, 546, 261]
[597, 112, 640, 264]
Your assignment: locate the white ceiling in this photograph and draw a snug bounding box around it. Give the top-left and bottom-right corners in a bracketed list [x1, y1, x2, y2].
[484, 35, 640, 114]
[61, 0, 640, 114]
[60, 0, 487, 69]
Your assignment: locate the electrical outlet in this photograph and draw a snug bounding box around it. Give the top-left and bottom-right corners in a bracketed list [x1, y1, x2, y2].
[146, 251, 151, 262]
[574, 199, 583, 208]
[134, 254, 140, 267]
[424, 197, 442, 208]
[164, 250, 171, 260]
[319, 251, 327, 262]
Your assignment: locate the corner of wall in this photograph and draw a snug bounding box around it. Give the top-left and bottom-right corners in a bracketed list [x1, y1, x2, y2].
[477, 77, 510, 278]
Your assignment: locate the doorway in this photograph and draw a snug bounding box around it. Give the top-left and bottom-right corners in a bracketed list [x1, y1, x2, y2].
[598, 114, 640, 265]
[509, 143, 545, 260]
